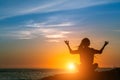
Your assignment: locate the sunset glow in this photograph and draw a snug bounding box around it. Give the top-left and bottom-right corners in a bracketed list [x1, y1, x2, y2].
[66, 62, 78, 72]
[0, 0, 120, 69]
[68, 63, 76, 70]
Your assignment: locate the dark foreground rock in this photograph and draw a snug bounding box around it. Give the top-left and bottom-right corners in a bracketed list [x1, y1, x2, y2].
[41, 68, 120, 80]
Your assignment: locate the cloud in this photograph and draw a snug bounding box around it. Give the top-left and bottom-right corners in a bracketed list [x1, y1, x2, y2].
[25, 22, 72, 42]
[0, 0, 66, 20]
[0, 0, 119, 20]
[40, 28, 70, 39]
[0, 21, 73, 42]
[112, 29, 120, 32]
[0, 30, 36, 39]
[26, 22, 73, 28]
[19, 0, 66, 14]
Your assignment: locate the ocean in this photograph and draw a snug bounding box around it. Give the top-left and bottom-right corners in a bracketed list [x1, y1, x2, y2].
[0, 68, 67, 80]
[0, 68, 112, 80]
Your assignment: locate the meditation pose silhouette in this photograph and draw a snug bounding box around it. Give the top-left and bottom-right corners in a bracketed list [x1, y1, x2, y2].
[65, 38, 109, 71]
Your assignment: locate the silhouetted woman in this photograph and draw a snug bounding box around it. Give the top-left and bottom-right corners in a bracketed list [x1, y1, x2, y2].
[65, 38, 109, 71]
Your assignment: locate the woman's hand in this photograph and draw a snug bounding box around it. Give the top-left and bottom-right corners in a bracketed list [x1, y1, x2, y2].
[105, 41, 109, 45]
[64, 40, 69, 45]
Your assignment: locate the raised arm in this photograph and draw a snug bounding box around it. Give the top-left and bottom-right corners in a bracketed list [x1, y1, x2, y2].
[64, 40, 78, 54]
[98, 41, 109, 54]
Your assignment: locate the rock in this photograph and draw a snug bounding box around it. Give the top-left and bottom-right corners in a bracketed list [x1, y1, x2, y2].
[41, 68, 120, 80]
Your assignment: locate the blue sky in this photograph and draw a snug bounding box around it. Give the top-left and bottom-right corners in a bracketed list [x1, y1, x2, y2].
[0, 0, 120, 40]
[0, 0, 120, 68]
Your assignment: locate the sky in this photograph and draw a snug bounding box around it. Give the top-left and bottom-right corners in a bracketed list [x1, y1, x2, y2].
[0, 0, 120, 69]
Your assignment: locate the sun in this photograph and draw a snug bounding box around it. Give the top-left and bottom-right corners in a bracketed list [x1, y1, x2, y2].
[67, 63, 76, 71]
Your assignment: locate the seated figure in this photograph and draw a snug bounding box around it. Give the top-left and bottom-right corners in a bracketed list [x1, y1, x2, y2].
[65, 38, 109, 72]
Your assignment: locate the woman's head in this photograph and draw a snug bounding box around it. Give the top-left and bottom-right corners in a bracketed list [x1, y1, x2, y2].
[80, 38, 90, 47]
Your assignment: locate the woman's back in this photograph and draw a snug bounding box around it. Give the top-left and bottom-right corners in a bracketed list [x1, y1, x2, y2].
[79, 47, 96, 65]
